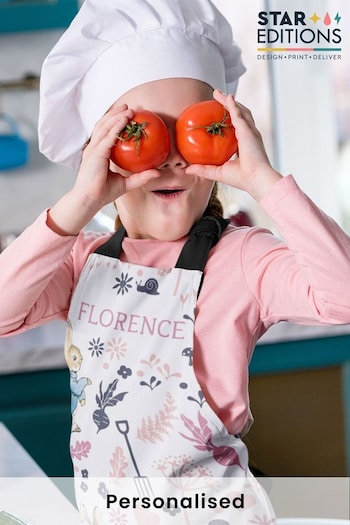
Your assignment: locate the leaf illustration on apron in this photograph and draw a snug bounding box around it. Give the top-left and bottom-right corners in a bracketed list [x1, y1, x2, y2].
[93, 378, 128, 432]
[70, 440, 91, 461]
[109, 446, 128, 477]
[139, 375, 162, 390]
[136, 391, 177, 443]
[187, 390, 206, 407]
[180, 412, 243, 469]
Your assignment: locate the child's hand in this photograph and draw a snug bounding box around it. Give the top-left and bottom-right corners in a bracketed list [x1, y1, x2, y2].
[73, 103, 160, 208]
[185, 90, 282, 201]
[47, 104, 161, 235]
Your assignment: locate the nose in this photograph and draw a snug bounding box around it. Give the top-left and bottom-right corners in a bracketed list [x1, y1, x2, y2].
[160, 148, 188, 170]
[159, 120, 188, 170]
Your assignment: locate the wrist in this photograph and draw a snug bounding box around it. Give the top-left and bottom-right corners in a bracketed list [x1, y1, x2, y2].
[47, 190, 102, 236]
[246, 167, 283, 202]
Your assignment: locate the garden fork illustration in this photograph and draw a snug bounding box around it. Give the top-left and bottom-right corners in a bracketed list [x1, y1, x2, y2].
[115, 419, 154, 497]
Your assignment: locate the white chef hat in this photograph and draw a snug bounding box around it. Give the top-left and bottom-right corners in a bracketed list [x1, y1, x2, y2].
[38, 0, 246, 171]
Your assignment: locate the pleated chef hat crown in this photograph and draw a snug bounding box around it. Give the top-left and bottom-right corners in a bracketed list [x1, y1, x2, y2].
[38, 0, 246, 171]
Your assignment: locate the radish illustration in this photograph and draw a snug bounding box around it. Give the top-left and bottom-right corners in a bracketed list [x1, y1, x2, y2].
[179, 412, 243, 469]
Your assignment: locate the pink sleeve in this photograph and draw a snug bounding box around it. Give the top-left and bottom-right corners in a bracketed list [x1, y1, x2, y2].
[0, 211, 109, 335]
[243, 175, 350, 326]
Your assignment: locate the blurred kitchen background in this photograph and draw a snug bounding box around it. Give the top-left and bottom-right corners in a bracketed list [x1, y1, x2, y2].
[0, 0, 350, 482]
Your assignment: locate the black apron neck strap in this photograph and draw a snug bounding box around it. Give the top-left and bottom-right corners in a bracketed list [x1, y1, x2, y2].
[94, 225, 126, 258]
[94, 215, 229, 273]
[175, 216, 229, 271]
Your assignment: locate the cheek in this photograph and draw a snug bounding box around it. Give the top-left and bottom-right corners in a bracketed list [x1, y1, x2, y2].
[197, 180, 216, 202]
[189, 180, 216, 220]
[115, 190, 148, 218]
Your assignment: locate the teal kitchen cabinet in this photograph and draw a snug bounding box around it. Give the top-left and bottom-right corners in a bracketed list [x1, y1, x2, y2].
[0, 0, 79, 33]
[0, 367, 73, 477]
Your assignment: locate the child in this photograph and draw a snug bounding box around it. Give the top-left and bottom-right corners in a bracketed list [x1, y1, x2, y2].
[1, 0, 350, 523]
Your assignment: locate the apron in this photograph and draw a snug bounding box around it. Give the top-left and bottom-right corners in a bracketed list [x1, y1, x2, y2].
[65, 217, 276, 525]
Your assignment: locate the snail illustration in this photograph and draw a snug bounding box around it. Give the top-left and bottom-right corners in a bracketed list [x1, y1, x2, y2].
[136, 278, 160, 295]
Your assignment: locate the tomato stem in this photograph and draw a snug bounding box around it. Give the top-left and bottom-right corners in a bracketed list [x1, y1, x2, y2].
[189, 109, 231, 137]
[116, 120, 148, 156]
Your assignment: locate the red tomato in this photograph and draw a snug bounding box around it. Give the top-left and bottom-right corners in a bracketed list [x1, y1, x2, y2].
[175, 100, 238, 165]
[110, 110, 170, 172]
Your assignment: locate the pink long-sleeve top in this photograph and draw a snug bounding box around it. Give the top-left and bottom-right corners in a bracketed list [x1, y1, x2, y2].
[1, 175, 350, 435]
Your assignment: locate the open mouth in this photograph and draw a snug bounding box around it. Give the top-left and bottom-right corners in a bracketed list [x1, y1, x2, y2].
[153, 189, 183, 195]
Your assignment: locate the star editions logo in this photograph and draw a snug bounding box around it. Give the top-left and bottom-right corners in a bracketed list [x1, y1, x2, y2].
[257, 10, 342, 59]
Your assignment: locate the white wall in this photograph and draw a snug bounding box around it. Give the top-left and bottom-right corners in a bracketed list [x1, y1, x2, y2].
[213, 0, 350, 225]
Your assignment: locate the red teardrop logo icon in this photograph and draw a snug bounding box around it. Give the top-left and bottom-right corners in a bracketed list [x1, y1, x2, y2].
[324, 12, 331, 25]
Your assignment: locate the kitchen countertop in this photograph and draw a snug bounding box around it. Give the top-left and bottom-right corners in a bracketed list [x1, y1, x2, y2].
[1, 320, 350, 375]
[0, 423, 80, 524]
[0, 320, 66, 374]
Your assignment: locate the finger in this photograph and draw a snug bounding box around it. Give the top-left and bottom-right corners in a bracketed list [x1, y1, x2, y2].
[108, 101, 129, 114]
[213, 88, 231, 105]
[90, 105, 134, 145]
[185, 163, 222, 182]
[87, 115, 133, 163]
[226, 96, 256, 130]
[95, 103, 130, 132]
[213, 91, 251, 135]
[119, 168, 162, 193]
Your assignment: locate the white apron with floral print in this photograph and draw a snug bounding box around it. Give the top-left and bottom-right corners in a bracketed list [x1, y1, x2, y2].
[65, 226, 276, 525]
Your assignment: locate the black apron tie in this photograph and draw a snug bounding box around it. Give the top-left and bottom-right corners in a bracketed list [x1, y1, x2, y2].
[175, 215, 229, 271]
